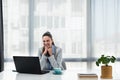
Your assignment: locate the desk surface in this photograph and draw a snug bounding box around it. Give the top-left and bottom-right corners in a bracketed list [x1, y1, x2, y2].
[0, 69, 120, 80]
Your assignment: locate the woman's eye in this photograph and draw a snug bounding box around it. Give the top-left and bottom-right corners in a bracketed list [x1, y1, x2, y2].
[47, 40, 49, 42]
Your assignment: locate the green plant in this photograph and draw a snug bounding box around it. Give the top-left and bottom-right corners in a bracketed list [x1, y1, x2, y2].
[96, 55, 116, 66]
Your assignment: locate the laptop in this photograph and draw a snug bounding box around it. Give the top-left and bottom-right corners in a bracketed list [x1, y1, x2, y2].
[13, 56, 50, 74]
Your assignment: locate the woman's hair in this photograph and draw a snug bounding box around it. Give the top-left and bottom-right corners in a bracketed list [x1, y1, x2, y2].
[42, 31, 55, 45]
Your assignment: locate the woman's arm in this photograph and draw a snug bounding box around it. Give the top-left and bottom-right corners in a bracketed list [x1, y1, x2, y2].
[38, 48, 47, 70]
[48, 47, 63, 69]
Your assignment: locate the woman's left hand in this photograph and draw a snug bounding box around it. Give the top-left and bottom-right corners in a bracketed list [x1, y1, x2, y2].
[47, 47, 52, 56]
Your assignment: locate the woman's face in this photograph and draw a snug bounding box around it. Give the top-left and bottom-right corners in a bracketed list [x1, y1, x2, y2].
[42, 36, 53, 48]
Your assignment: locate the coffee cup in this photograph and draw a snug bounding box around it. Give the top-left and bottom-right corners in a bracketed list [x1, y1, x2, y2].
[53, 68, 62, 74]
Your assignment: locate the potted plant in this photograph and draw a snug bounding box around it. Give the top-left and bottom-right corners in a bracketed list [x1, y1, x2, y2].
[96, 55, 116, 79]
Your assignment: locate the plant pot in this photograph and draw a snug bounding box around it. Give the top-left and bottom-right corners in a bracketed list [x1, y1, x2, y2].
[101, 66, 112, 79]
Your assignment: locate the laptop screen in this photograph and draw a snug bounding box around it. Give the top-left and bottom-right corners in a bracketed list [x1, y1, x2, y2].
[13, 56, 47, 74]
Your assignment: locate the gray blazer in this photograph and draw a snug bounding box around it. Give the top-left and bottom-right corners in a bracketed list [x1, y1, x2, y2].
[38, 45, 64, 70]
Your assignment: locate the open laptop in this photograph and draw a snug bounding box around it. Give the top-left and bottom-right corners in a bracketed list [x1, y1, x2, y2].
[13, 56, 49, 74]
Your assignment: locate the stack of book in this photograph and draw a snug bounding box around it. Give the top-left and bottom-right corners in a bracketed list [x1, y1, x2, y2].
[78, 73, 98, 80]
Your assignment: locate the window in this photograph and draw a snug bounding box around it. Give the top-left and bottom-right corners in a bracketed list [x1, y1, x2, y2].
[3, 0, 120, 70]
[91, 0, 120, 58]
[3, 0, 87, 60]
[3, 0, 29, 59]
[33, 0, 87, 58]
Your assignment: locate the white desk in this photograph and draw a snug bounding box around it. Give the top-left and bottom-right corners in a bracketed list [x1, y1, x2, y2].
[0, 69, 120, 80]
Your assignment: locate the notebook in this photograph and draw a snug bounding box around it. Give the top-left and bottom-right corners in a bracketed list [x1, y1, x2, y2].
[78, 73, 98, 78]
[13, 56, 49, 74]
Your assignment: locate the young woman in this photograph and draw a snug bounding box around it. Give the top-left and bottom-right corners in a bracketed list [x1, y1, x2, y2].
[38, 31, 64, 70]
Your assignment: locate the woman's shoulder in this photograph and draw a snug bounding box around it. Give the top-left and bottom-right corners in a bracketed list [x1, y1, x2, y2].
[54, 46, 62, 51]
[38, 47, 44, 52]
[39, 47, 43, 50]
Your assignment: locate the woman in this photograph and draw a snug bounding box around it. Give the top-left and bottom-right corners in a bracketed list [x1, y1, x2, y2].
[38, 31, 63, 70]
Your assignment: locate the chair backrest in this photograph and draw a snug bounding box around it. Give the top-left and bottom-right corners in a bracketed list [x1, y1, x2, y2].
[62, 60, 66, 70]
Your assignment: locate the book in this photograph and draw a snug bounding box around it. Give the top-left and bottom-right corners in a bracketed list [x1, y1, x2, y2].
[78, 73, 98, 78]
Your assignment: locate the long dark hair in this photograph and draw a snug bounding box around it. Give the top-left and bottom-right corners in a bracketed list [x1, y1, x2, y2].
[42, 31, 55, 45]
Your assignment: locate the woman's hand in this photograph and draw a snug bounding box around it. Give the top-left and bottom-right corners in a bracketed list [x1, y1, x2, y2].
[43, 46, 48, 55]
[47, 47, 52, 56]
[43, 46, 52, 56]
